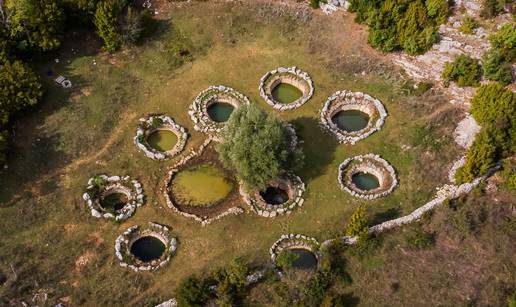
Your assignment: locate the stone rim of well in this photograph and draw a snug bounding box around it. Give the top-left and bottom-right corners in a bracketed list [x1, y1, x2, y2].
[240, 175, 306, 218]
[82, 174, 144, 221]
[115, 222, 177, 272]
[189, 85, 250, 134]
[338, 154, 398, 199]
[269, 234, 320, 269]
[320, 90, 387, 144]
[134, 114, 188, 160]
[163, 141, 244, 226]
[259, 66, 314, 111]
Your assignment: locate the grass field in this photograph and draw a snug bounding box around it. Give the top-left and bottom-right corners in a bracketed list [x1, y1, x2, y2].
[0, 1, 466, 305]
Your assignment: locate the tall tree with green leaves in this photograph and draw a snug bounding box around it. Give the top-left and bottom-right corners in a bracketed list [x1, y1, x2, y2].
[217, 104, 304, 191]
[94, 0, 124, 52]
[5, 0, 64, 52]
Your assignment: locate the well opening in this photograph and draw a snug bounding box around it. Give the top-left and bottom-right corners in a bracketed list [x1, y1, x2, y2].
[129, 235, 166, 262]
[351, 172, 380, 191]
[331, 110, 370, 132]
[207, 102, 235, 123]
[147, 129, 178, 152]
[259, 186, 289, 205]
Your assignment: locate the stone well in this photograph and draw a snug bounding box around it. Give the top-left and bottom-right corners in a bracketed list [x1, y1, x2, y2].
[321, 90, 387, 144]
[82, 174, 144, 221]
[338, 154, 398, 200]
[134, 114, 188, 160]
[259, 66, 314, 111]
[115, 222, 177, 272]
[188, 85, 250, 134]
[269, 234, 320, 269]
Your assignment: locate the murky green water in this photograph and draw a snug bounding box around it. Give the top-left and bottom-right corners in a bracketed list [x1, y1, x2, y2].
[147, 130, 178, 152]
[291, 249, 318, 270]
[259, 187, 289, 205]
[272, 83, 303, 104]
[172, 164, 233, 206]
[130, 236, 165, 262]
[207, 102, 234, 123]
[101, 193, 127, 212]
[351, 172, 380, 191]
[332, 110, 370, 132]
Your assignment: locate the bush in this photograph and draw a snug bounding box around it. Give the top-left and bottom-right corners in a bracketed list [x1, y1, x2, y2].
[213, 258, 249, 304]
[490, 23, 516, 62]
[405, 229, 435, 249]
[217, 104, 304, 191]
[94, 0, 125, 52]
[346, 206, 369, 240]
[309, 0, 321, 9]
[458, 16, 479, 35]
[176, 276, 212, 307]
[470, 83, 516, 127]
[442, 55, 482, 87]
[500, 159, 516, 190]
[275, 250, 299, 271]
[483, 49, 514, 85]
[455, 127, 498, 183]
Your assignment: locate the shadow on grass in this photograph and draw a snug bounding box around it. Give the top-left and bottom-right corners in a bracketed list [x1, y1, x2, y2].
[370, 207, 401, 226]
[291, 117, 338, 182]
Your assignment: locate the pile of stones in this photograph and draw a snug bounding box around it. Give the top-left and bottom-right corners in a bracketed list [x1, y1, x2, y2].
[163, 139, 244, 226]
[188, 85, 250, 134]
[240, 175, 305, 218]
[259, 67, 314, 111]
[82, 174, 144, 221]
[134, 115, 188, 160]
[115, 222, 177, 272]
[338, 154, 398, 199]
[269, 234, 320, 266]
[320, 90, 387, 144]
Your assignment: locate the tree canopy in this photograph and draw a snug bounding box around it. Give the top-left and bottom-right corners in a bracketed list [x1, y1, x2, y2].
[217, 104, 303, 191]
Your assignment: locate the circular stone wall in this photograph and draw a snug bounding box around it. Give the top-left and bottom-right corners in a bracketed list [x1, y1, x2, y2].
[115, 222, 177, 272]
[189, 85, 250, 134]
[338, 154, 398, 199]
[240, 175, 305, 218]
[270, 234, 320, 270]
[321, 90, 387, 144]
[259, 67, 314, 111]
[82, 175, 144, 221]
[134, 115, 188, 160]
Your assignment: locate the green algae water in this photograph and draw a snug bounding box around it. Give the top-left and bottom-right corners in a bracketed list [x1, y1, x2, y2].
[351, 172, 380, 191]
[332, 110, 370, 132]
[272, 83, 303, 104]
[172, 164, 233, 206]
[147, 130, 178, 152]
[101, 193, 127, 212]
[259, 187, 288, 205]
[291, 249, 318, 270]
[207, 102, 234, 123]
[130, 236, 165, 262]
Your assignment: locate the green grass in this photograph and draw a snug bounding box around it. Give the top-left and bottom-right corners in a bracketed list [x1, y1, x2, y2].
[0, 2, 463, 305]
[171, 163, 234, 206]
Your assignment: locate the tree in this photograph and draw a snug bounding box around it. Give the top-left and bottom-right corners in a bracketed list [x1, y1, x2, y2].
[455, 128, 498, 182]
[0, 59, 43, 126]
[5, 0, 64, 52]
[483, 49, 513, 85]
[346, 206, 369, 239]
[217, 104, 304, 191]
[442, 55, 482, 87]
[470, 83, 515, 127]
[176, 276, 212, 307]
[94, 0, 124, 52]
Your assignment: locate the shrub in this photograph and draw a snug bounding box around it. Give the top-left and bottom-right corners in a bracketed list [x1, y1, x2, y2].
[213, 258, 249, 304]
[483, 49, 514, 85]
[470, 83, 516, 127]
[500, 159, 516, 190]
[490, 23, 516, 62]
[309, 0, 321, 9]
[94, 0, 124, 52]
[455, 127, 498, 182]
[176, 276, 212, 307]
[346, 206, 369, 240]
[458, 16, 479, 35]
[442, 55, 482, 87]
[405, 229, 435, 249]
[275, 250, 299, 271]
[217, 104, 304, 191]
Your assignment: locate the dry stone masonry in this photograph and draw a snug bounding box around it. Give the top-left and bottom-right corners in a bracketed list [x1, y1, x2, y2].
[240, 175, 306, 218]
[82, 174, 144, 221]
[189, 85, 250, 134]
[321, 90, 387, 144]
[338, 154, 398, 199]
[259, 67, 314, 111]
[115, 222, 177, 272]
[134, 115, 188, 160]
[270, 234, 320, 268]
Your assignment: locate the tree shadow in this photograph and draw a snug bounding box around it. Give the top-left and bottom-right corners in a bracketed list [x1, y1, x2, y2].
[370, 207, 401, 226]
[290, 117, 339, 182]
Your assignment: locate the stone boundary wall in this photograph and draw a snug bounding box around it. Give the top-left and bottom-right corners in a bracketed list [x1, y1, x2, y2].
[338, 154, 398, 199]
[320, 90, 387, 144]
[240, 175, 306, 218]
[134, 115, 188, 160]
[269, 234, 320, 266]
[259, 67, 314, 111]
[115, 222, 177, 272]
[82, 175, 144, 221]
[163, 138, 244, 226]
[189, 85, 250, 134]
